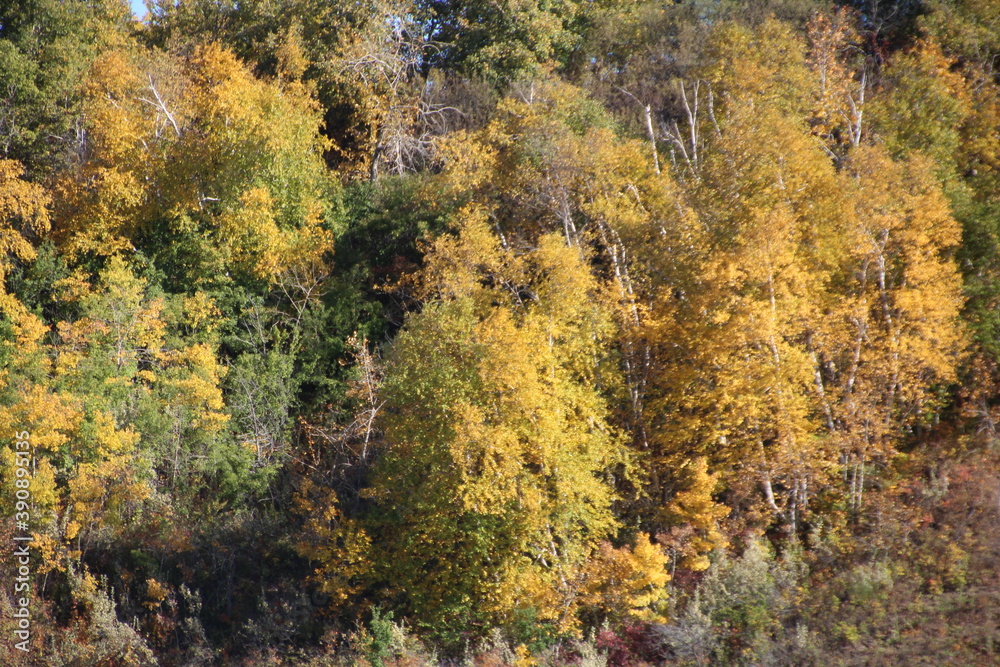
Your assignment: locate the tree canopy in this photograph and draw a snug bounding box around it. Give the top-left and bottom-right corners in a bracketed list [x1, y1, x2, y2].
[1, 1, 998, 664]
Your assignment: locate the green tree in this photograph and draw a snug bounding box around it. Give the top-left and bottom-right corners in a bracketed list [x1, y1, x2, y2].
[418, 0, 589, 86]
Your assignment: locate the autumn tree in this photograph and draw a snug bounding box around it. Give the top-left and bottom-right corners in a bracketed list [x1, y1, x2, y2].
[646, 20, 847, 530]
[430, 78, 693, 461]
[661, 457, 730, 572]
[806, 8, 868, 154]
[0, 0, 133, 177]
[52, 42, 335, 287]
[816, 147, 966, 512]
[646, 17, 966, 533]
[0, 3, 991, 661]
[647, 115, 842, 530]
[868, 39, 973, 178]
[0, 160, 51, 316]
[369, 214, 626, 642]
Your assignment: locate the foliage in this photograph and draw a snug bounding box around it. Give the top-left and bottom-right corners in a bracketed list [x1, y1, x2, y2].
[0, 0, 133, 178]
[370, 216, 625, 643]
[1, 2, 1000, 664]
[53, 42, 335, 286]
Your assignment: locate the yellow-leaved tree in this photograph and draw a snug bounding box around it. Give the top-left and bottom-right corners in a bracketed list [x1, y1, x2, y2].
[647, 79, 848, 531]
[368, 211, 629, 643]
[646, 17, 967, 536]
[53, 43, 334, 287]
[815, 146, 966, 512]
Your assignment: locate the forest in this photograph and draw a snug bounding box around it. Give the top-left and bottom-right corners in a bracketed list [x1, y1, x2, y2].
[1, 0, 999, 664]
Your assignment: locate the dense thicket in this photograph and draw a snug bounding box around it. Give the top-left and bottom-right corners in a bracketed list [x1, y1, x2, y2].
[2, 0, 1000, 665]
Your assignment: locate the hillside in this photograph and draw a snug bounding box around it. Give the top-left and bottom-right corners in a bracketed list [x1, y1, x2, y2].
[1, 0, 1000, 664]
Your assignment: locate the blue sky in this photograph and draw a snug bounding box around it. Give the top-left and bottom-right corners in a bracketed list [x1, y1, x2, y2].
[130, 0, 147, 19]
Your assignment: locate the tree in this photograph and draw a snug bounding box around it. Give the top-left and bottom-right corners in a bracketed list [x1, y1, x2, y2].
[806, 8, 868, 153]
[581, 533, 670, 626]
[417, 0, 588, 86]
[369, 214, 625, 641]
[0, 159, 50, 316]
[432, 77, 690, 458]
[817, 147, 966, 512]
[324, 3, 461, 180]
[662, 457, 730, 572]
[0, 0, 133, 177]
[52, 42, 335, 287]
[647, 73, 846, 530]
[644, 15, 966, 533]
[868, 39, 973, 177]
